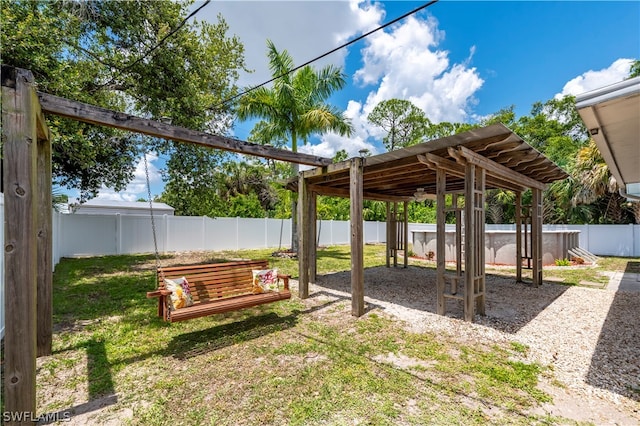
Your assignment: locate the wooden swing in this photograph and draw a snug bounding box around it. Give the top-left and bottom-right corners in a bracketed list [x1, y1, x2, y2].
[141, 154, 291, 322]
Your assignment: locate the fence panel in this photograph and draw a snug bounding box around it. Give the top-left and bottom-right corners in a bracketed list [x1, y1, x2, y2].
[59, 214, 118, 256]
[41, 214, 640, 261]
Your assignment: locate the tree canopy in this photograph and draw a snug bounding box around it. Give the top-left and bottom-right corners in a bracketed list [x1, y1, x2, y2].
[2, 0, 246, 200]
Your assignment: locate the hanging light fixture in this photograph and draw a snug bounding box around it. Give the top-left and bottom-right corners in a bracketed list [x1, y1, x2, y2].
[413, 188, 429, 202]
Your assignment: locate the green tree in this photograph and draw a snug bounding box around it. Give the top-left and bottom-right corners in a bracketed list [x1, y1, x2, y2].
[629, 59, 640, 78]
[367, 99, 428, 151]
[2, 0, 246, 201]
[237, 39, 353, 249]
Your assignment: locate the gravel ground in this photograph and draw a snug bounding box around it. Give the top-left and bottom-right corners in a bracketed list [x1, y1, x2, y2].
[301, 265, 640, 425]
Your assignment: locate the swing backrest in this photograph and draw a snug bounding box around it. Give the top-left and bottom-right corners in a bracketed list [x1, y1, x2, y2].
[158, 259, 270, 303]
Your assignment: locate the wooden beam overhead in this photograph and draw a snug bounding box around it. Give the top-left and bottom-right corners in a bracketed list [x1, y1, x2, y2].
[307, 184, 410, 202]
[452, 146, 547, 190]
[36, 92, 333, 167]
[417, 154, 527, 193]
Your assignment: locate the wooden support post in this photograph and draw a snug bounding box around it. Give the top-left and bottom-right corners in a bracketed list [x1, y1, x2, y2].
[350, 157, 365, 317]
[454, 193, 462, 294]
[298, 174, 310, 298]
[37, 126, 53, 357]
[309, 191, 317, 283]
[403, 201, 409, 268]
[476, 168, 486, 316]
[464, 163, 476, 322]
[2, 66, 39, 423]
[393, 202, 398, 267]
[515, 191, 523, 282]
[436, 168, 446, 316]
[532, 187, 543, 286]
[385, 202, 391, 268]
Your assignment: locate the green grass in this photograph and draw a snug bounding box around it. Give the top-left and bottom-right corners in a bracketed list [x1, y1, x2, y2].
[25, 245, 637, 425]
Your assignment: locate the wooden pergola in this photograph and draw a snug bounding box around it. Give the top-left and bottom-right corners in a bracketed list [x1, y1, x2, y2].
[295, 124, 568, 320]
[1, 65, 333, 424]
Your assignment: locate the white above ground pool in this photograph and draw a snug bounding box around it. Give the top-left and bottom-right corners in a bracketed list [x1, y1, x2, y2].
[411, 229, 581, 266]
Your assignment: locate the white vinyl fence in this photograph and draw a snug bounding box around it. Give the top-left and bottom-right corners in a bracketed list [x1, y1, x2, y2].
[2, 208, 639, 340]
[52, 213, 388, 265]
[51, 213, 640, 264]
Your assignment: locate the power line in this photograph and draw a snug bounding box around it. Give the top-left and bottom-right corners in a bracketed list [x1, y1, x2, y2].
[213, 0, 439, 110]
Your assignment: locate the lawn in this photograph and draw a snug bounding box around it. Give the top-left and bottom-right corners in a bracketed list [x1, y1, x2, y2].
[24, 245, 634, 424]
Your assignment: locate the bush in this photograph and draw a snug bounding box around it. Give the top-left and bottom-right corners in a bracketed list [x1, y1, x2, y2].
[555, 258, 571, 266]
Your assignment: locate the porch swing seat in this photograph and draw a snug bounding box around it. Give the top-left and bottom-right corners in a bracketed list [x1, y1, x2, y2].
[147, 259, 291, 322]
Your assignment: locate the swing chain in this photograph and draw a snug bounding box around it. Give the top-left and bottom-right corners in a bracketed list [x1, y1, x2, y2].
[144, 151, 166, 282]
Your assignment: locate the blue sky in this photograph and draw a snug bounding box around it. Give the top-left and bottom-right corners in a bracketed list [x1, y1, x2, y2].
[82, 0, 639, 203]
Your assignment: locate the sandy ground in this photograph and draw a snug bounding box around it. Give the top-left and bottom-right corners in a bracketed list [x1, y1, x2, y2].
[301, 265, 640, 425]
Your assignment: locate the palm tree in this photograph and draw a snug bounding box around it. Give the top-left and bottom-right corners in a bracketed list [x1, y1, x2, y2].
[237, 40, 353, 251]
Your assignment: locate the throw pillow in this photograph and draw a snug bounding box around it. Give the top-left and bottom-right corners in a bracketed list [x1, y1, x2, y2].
[164, 277, 194, 310]
[252, 268, 280, 294]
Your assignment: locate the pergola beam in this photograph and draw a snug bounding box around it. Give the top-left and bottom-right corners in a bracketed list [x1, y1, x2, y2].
[452, 146, 546, 190]
[308, 184, 410, 202]
[37, 92, 332, 167]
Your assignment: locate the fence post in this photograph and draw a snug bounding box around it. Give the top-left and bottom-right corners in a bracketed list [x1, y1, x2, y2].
[163, 214, 169, 254]
[236, 217, 240, 251]
[202, 216, 206, 251]
[115, 213, 121, 255]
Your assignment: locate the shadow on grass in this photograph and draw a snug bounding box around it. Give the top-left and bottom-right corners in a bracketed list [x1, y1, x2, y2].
[586, 260, 640, 401]
[38, 337, 118, 425]
[313, 265, 569, 333]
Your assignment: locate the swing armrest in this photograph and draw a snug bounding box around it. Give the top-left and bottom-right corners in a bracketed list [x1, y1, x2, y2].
[147, 289, 171, 298]
[277, 274, 291, 291]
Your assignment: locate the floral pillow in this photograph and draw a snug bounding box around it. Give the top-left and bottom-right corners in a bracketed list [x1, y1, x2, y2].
[252, 269, 280, 294]
[164, 277, 194, 310]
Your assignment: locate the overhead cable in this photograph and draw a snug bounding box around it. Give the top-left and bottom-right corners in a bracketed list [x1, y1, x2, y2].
[213, 0, 439, 109]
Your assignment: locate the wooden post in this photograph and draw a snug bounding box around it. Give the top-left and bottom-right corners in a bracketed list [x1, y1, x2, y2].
[298, 174, 309, 298]
[532, 187, 543, 286]
[37, 127, 53, 357]
[385, 202, 391, 268]
[350, 157, 364, 317]
[309, 191, 317, 283]
[454, 193, 462, 294]
[464, 163, 476, 322]
[403, 200, 409, 268]
[515, 191, 523, 282]
[475, 168, 486, 316]
[393, 202, 398, 267]
[2, 66, 39, 422]
[436, 168, 446, 316]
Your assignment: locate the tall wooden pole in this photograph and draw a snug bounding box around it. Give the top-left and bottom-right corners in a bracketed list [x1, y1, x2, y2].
[532, 188, 543, 286]
[403, 200, 409, 268]
[2, 66, 40, 423]
[515, 191, 523, 282]
[37, 126, 53, 357]
[436, 168, 446, 316]
[464, 163, 476, 322]
[350, 157, 364, 316]
[297, 174, 309, 298]
[309, 191, 317, 284]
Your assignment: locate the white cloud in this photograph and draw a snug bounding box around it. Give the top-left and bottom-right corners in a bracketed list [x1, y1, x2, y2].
[304, 9, 483, 160]
[95, 152, 161, 202]
[557, 58, 634, 98]
[354, 15, 482, 124]
[204, 0, 385, 87]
